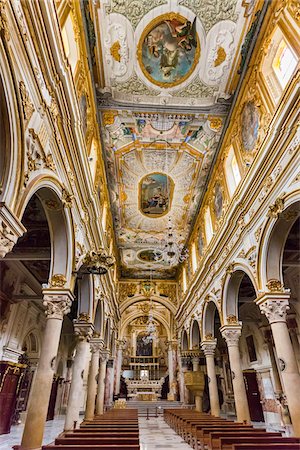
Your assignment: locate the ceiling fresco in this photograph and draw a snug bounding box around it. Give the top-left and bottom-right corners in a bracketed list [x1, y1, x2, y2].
[83, 0, 258, 278]
[89, 0, 254, 108]
[101, 110, 223, 278]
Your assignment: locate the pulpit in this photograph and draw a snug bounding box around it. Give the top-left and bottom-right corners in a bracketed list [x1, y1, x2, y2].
[184, 371, 205, 411]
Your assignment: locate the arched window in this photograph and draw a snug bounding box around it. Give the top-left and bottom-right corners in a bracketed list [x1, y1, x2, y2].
[204, 207, 213, 244]
[225, 146, 241, 197]
[261, 27, 298, 103]
[61, 12, 79, 74]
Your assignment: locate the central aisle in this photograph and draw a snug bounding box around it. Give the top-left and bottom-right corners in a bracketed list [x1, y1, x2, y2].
[139, 416, 192, 449]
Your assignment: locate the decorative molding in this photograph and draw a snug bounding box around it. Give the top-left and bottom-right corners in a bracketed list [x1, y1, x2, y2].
[266, 279, 284, 293]
[62, 186, 74, 208]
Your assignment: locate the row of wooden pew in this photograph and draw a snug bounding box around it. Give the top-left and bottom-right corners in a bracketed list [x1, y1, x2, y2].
[42, 409, 140, 450]
[164, 409, 300, 450]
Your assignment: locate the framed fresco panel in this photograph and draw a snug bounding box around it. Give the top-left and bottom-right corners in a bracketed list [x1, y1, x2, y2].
[139, 173, 174, 217]
[137, 13, 200, 88]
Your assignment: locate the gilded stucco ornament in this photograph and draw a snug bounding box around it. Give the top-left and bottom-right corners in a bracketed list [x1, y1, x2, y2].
[111, 74, 158, 96]
[62, 186, 74, 208]
[226, 314, 239, 325]
[267, 197, 285, 218]
[50, 274, 67, 288]
[266, 279, 284, 292]
[19, 81, 35, 124]
[24, 129, 56, 185]
[81, 249, 115, 275]
[175, 78, 218, 98]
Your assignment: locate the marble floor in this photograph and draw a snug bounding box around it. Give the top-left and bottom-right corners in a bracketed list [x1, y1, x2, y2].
[0, 415, 67, 450]
[1, 415, 191, 450]
[139, 417, 191, 449]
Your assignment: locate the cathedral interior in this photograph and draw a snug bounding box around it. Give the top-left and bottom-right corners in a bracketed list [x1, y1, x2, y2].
[0, 0, 299, 449]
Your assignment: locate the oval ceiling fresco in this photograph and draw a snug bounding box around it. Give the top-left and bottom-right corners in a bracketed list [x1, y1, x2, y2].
[137, 13, 200, 88]
[139, 173, 174, 218]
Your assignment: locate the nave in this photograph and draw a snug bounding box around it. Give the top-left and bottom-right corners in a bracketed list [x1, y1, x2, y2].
[0, 0, 299, 448]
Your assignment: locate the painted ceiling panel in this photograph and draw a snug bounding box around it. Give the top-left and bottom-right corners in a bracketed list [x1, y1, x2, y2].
[84, 0, 258, 278]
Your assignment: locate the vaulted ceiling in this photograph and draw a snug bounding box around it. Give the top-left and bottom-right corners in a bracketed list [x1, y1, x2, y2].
[83, 0, 258, 279]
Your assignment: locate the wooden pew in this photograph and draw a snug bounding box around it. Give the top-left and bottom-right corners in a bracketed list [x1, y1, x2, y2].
[208, 431, 283, 450]
[233, 445, 300, 450]
[216, 435, 300, 450]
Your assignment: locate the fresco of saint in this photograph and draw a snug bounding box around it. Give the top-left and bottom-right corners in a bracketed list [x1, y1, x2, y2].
[140, 173, 173, 217]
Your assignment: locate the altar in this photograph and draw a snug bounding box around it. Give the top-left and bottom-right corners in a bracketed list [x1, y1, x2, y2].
[125, 378, 164, 400]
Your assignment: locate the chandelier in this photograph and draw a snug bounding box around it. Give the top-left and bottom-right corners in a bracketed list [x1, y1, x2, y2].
[154, 217, 189, 267]
[142, 311, 157, 344]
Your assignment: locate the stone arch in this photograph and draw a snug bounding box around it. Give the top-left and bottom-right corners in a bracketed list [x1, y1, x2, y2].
[0, 41, 22, 208]
[181, 329, 188, 351]
[17, 178, 74, 287]
[119, 294, 176, 315]
[202, 300, 222, 339]
[222, 264, 258, 324]
[190, 320, 201, 349]
[120, 311, 171, 340]
[258, 194, 300, 290]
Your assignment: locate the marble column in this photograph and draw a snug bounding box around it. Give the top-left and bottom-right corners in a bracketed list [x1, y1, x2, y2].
[221, 325, 251, 423]
[19, 289, 73, 450]
[167, 340, 177, 398]
[114, 340, 125, 396]
[201, 339, 220, 417]
[192, 355, 203, 412]
[85, 338, 104, 420]
[96, 349, 109, 415]
[104, 358, 115, 406]
[64, 315, 94, 430]
[258, 295, 300, 436]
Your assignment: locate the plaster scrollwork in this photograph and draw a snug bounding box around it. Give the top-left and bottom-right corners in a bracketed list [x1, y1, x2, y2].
[61, 186, 74, 208]
[104, 23, 129, 78]
[206, 25, 235, 83]
[258, 165, 283, 202]
[43, 294, 72, 320]
[178, 0, 238, 33]
[111, 74, 158, 96]
[0, 0, 10, 41]
[105, 0, 167, 29]
[259, 299, 290, 324]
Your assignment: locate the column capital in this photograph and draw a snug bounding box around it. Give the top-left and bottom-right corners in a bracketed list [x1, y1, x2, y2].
[220, 325, 242, 347]
[201, 338, 217, 356]
[0, 203, 26, 258]
[167, 340, 177, 351]
[116, 339, 126, 351]
[256, 295, 290, 324]
[90, 338, 105, 353]
[73, 313, 94, 341]
[42, 289, 74, 320]
[99, 349, 110, 363]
